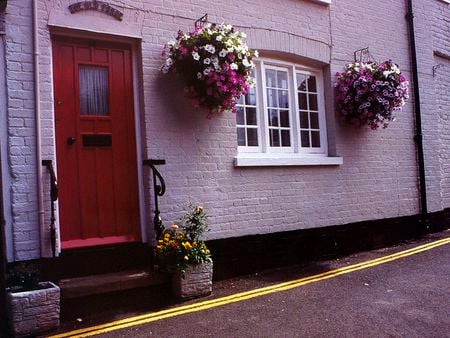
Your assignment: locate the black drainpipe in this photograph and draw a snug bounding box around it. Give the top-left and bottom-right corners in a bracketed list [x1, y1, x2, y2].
[406, 0, 429, 232]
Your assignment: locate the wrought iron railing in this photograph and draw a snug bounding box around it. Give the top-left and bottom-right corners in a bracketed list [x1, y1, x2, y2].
[143, 159, 166, 239]
[42, 160, 58, 257]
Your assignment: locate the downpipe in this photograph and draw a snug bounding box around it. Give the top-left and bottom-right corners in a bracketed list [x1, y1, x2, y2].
[405, 0, 429, 233]
[32, 0, 46, 255]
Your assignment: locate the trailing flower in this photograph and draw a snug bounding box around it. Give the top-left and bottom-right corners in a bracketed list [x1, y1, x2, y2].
[335, 60, 409, 130]
[162, 22, 258, 114]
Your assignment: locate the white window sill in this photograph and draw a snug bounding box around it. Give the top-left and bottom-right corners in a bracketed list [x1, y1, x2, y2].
[234, 154, 343, 167]
[310, 0, 331, 5]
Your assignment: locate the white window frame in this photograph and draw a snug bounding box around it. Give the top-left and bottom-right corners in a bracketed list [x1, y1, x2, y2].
[236, 69, 262, 154]
[235, 58, 342, 167]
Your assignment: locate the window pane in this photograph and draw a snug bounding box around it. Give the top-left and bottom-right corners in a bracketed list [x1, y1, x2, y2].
[301, 131, 310, 147]
[266, 69, 277, 87]
[300, 111, 309, 129]
[278, 90, 289, 108]
[297, 74, 307, 91]
[79, 66, 109, 116]
[237, 127, 246, 146]
[311, 131, 321, 148]
[309, 94, 318, 111]
[280, 110, 290, 127]
[310, 112, 320, 129]
[299, 93, 307, 110]
[247, 128, 258, 146]
[307, 76, 317, 92]
[236, 106, 245, 125]
[270, 129, 280, 147]
[247, 87, 257, 106]
[281, 130, 291, 146]
[267, 89, 277, 107]
[246, 107, 257, 125]
[238, 95, 245, 105]
[269, 109, 279, 127]
[277, 71, 288, 89]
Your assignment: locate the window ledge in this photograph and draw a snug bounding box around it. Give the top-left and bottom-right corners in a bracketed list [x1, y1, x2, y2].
[310, 0, 332, 5]
[234, 154, 343, 167]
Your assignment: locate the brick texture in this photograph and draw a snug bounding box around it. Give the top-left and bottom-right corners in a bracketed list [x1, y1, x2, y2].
[2, 0, 449, 260]
[172, 261, 213, 299]
[6, 281, 60, 336]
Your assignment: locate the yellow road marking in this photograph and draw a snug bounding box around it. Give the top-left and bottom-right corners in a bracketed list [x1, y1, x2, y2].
[49, 237, 450, 338]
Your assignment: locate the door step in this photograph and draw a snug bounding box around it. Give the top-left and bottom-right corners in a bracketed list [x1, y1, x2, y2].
[59, 269, 169, 299]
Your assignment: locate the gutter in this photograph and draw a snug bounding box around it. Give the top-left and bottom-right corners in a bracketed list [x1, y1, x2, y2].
[32, 0, 46, 255]
[406, 0, 429, 230]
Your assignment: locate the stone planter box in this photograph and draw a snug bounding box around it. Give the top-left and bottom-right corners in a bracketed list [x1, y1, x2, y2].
[7, 281, 60, 337]
[172, 261, 213, 299]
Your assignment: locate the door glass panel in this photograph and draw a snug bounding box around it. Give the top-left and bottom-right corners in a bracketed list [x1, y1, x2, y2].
[79, 65, 109, 116]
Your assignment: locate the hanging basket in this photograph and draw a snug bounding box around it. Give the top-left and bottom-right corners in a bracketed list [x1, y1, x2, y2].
[161, 21, 258, 115]
[335, 60, 409, 130]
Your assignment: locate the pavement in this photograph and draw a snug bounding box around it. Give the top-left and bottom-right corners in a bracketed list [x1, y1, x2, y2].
[48, 230, 450, 338]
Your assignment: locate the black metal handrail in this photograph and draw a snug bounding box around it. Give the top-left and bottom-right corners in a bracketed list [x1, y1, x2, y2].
[143, 159, 166, 239]
[42, 160, 58, 257]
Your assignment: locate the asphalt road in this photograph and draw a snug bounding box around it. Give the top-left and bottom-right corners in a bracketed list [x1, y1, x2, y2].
[82, 233, 450, 338]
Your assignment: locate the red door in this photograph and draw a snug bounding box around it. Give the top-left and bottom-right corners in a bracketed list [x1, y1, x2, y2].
[52, 38, 140, 249]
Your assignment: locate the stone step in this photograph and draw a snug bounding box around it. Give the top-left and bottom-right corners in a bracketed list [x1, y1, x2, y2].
[58, 269, 169, 299]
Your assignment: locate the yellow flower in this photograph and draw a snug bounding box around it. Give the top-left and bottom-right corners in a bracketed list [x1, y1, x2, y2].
[156, 245, 163, 250]
[184, 256, 189, 261]
[170, 224, 179, 229]
[205, 249, 210, 255]
[157, 240, 163, 245]
[182, 241, 192, 250]
[195, 205, 204, 213]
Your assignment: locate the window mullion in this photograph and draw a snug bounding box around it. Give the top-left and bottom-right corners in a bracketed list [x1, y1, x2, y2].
[260, 62, 270, 153]
[291, 66, 300, 153]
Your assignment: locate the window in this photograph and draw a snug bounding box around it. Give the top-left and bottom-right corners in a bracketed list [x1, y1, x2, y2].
[235, 58, 342, 166]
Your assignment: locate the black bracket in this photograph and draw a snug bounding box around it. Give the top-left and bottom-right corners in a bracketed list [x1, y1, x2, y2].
[354, 47, 374, 63]
[195, 14, 208, 29]
[143, 159, 166, 240]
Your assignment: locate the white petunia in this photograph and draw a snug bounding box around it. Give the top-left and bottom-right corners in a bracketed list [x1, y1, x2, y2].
[204, 58, 211, 65]
[242, 58, 250, 67]
[230, 63, 238, 70]
[197, 72, 202, 79]
[254, 50, 259, 57]
[192, 52, 200, 61]
[165, 58, 173, 66]
[219, 49, 228, 57]
[216, 35, 223, 42]
[203, 67, 212, 75]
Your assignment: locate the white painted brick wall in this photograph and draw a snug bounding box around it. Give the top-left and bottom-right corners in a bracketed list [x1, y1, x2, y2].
[3, 0, 449, 260]
[4, 0, 40, 260]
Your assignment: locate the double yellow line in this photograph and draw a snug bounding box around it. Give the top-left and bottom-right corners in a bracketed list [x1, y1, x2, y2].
[50, 236, 450, 338]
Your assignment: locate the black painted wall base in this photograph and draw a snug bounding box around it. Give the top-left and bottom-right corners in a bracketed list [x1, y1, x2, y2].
[6, 209, 450, 286]
[207, 208, 450, 280]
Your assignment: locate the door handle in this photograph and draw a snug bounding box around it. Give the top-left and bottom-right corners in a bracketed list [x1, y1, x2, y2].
[67, 137, 76, 145]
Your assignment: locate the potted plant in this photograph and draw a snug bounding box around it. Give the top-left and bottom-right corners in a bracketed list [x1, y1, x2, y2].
[335, 60, 409, 130]
[6, 263, 60, 337]
[155, 205, 213, 299]
[161, 22, 258, 115]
